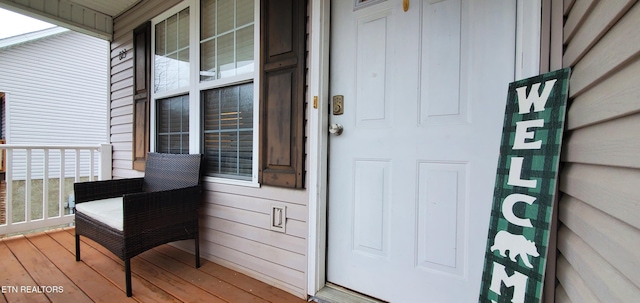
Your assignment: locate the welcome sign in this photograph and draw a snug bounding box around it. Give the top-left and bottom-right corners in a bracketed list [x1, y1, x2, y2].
[479, 68, 570, 303]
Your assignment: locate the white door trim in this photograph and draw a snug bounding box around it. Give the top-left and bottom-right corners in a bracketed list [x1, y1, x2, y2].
[306, 0, 542, 297]
[307, 0, 331, 296]
[516, 0, 542, 79]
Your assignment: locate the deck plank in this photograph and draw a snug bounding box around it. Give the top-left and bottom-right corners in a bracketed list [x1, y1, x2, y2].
[3, 235, 93, 303]
[1, 228, 307, 303]
[0, 240, 50, 303]
[138, 249, 268, 303]
[154, 245, 307, 303]
[131, 257, 228, 303]
[50, 229, 181, 303]
[25, 232, 137, 303]
[68, 230, 227, 303]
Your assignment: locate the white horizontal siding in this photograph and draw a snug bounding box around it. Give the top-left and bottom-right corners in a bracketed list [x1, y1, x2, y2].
[175, 182, 309, 298]
[558, 1, 640, 302]
[0, 30, 108, 179]
[111, 0, 310, 299]
[559, 196, 640, 289]
[558, 226, 640, 301]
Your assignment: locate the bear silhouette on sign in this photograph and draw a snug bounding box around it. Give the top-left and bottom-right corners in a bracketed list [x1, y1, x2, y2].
[490, 230, 539, 268]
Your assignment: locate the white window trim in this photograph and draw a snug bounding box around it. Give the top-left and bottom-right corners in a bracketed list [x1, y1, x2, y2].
[150, 0, 261, 187]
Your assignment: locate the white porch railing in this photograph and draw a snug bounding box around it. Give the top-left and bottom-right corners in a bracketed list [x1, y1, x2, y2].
[0, 144, 112, 236]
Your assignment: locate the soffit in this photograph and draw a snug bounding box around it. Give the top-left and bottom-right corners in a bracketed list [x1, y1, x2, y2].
[0, 0, 142, 41]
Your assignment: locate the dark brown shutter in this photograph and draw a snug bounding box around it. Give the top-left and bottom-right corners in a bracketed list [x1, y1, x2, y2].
[132, 22, 151, 171]
[259, 0, 306, 188]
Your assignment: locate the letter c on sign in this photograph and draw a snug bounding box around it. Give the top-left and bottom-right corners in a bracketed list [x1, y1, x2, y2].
[502, 194, 536, 227]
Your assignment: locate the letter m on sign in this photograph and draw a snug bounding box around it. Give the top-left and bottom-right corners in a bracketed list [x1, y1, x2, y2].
[489, 263, 527, 303]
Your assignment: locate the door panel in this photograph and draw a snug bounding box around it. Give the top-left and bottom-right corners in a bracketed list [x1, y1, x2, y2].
[416, 161, 467, 276]
[353, 160, 391, 257]
[327, 0, 516, 302]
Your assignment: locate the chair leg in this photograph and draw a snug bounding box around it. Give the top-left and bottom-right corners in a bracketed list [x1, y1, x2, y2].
[125, 259, 132, 297]
[75, 234, 81, 261]
[195, 236, 201, 268]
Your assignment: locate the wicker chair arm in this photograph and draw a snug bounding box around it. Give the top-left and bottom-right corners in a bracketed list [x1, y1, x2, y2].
[74, 178, 145, 204]
[121, 185, 202, 236]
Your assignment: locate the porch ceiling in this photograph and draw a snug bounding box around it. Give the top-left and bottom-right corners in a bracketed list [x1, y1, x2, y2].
[0, 0, 141, 41]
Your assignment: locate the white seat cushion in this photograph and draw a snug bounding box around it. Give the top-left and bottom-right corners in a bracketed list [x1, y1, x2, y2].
[75, 197, 124, 231]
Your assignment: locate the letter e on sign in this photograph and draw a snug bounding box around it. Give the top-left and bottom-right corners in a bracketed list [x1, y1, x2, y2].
[513, 119, 544, 150]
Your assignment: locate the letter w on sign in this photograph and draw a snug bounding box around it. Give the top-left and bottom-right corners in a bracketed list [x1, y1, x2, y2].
[478, 68, 570, 303]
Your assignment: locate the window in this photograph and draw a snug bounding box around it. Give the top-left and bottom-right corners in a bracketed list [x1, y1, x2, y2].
[199, 0, 256, 180]
[145, 0, 306, 187]
[151, 0, 257, 182]
[153, 6, 191, 155]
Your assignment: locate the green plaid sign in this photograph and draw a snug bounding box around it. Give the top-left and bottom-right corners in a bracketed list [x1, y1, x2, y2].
[479, 68, 570, 303]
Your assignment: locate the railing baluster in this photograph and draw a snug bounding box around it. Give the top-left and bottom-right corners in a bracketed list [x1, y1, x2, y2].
[90, 149, 95, 181]
[75, 149, 80, 183]
[6, 149, 13, 226]
[43, 149, 50, 220]
[99, 144, 112, 181]
[25, 149, 31, 223]
[59, 148, 65, 220]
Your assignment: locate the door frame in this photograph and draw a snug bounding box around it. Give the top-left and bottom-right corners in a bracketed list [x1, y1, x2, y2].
[305, 0, 542, 297]
[306, 0, 331, 296]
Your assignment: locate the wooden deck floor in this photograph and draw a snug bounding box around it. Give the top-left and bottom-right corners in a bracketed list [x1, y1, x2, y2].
[0, 228, 307, 303]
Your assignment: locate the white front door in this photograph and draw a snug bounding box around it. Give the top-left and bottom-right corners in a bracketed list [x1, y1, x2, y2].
[327, 0, 516, 302]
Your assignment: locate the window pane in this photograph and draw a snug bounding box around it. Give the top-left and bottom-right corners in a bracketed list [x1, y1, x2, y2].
[157, 135, 170, 153]
[236, 25, 254, 74]
[237, 0, 254, 27]
[154, 8, 190, 93]
[217, 0, 234, 34]
[200, 39, 216, 81]
[155, 22, 166, 55]
[178, 49, 190, 87]
[167, 52, 179, 87]
[201, 0, 216, 39]
[220, 86, 239, 130]
[157, 95, 189, 154]
[203, 89, 220, 130]
[217, 33, 234, 78]
[203, 132, 220, 172]
[219, 131, 239, 175]
[239, 83, 253, 127]
[178, 9, 190, 49]
[202, 83, 253, 179]
[238, 130, 253, 176]
[158, 99, 170, 133]
[166, 14, 178, 54]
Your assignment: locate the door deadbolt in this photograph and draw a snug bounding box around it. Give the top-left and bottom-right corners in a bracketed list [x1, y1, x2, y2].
[333, 95, 344, 115]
